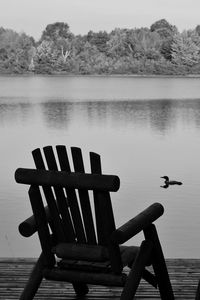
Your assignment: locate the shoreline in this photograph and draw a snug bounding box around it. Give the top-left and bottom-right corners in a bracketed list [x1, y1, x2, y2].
[1, 73, 200, 78]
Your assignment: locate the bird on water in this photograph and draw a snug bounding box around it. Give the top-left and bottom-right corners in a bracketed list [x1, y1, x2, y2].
[160, 176, 182, 188]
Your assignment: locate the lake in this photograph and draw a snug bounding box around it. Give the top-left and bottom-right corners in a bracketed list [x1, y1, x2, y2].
[1, 75, 200, 258]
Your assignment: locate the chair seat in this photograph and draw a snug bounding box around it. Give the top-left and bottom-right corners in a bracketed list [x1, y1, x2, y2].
[53, 243, 110, 262]
[54, 243, 139, 273]
[58, 258, 111, 273]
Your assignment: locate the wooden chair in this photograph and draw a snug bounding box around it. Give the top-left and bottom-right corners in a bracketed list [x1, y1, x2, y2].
[15, 145, 174, 300]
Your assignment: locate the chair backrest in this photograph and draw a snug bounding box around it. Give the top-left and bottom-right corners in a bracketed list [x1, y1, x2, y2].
[16, 146, 123, 273]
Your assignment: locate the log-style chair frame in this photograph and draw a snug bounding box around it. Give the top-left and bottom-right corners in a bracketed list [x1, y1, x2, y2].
[15, 145, 174, 300]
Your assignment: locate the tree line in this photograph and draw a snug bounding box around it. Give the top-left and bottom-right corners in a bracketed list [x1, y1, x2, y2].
[1, 19, 200, 75]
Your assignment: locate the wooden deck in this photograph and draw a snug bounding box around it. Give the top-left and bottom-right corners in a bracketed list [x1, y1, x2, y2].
[0, 258, 199, 299]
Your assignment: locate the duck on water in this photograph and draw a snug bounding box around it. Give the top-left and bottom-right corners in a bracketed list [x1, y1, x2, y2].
[160, 176, 183, 188]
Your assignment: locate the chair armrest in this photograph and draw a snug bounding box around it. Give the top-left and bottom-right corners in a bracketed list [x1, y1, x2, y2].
[111, 203, 164, 244]
[18, 206, 51, 237]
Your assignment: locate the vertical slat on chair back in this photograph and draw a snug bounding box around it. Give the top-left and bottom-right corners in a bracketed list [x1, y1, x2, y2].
[90, 152, 116, 243]
[90, 152, 123, 273]
[90, 152, 104, 245]
[56, 145, 86, 243]
[32, 148, 66, 243]
[71, 147, 97, 245]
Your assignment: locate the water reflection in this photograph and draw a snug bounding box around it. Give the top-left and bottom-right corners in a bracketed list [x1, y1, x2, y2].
[1, 99, 200, 135]
[38, 99, 200, 135]
[41, 102, 73, 129]
[0, 102, 33, 126]
[148, 100, 175, 134]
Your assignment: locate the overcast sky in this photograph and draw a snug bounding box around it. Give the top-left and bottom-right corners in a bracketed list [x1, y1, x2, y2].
[0, 0, 200, 40]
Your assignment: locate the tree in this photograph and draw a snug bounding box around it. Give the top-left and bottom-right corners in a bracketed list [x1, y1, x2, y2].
[34, 40, 59, 73]
[107, 28, 132, 58]
[150, 19, 177, 60]
[86, 31, 109, 53]
[195, 25, 200, 36]
[0, 29, 34, 73]
[171, 31, 200, 68]
[150, 19, 177, 39]
[0, 27, 5, 35]
[128, 28, 162, 60]
[40, 22, 72, 42]
[39, 22, 74, 70]
[77, 41, 99, 73]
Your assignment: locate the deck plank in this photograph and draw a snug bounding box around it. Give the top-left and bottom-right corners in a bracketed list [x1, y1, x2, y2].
[0, 258, 199, 299]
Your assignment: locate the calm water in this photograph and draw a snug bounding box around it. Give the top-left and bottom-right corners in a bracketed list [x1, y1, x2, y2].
[1, 75, 200, 258]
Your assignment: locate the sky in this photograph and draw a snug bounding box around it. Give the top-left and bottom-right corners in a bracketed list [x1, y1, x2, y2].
[0, 0, 200, 40]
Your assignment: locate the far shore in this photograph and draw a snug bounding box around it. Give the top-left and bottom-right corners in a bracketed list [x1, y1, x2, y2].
[1, 73, 200, 78]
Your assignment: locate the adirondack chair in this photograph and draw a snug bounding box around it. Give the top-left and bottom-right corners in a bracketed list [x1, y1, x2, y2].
[15, 145, 174, 300]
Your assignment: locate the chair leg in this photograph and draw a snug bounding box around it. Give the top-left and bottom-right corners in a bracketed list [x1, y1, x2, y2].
[195, 280, 200, 300]
[20, 253, 44, 300]
[120, 240, 153, 300]
[73, 282, 89, 296]
[144, 224, 174, 300]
